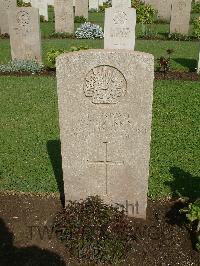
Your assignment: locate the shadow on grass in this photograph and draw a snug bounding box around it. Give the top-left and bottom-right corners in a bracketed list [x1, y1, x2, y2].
[165, 167, 200, 249]
[174, 58, 197, 72]
[0, 218, 65, 266]
[166, 167, 200, 201]
[47, 140, 64, 206]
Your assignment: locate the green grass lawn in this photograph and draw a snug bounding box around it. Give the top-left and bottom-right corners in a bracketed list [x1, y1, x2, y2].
[0, 77, 199, 199]
[0, 39, 199, 71]
[41, 7, 197, 38]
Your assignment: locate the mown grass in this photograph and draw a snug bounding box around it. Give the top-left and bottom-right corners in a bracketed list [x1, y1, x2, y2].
[0, 77, 199, 199]
[0, 39, 199, 71]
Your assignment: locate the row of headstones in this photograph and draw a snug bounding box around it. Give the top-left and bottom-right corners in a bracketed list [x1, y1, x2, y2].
[1, 0, 136, 63]
[1, 0, 194, 36]
[23, 0, 108, 20]
[0, 0, 107, 35]
[1, 0, 200, 73]
[0, 1, 199, 219]
[55, 1, 200, 218]
[145, 0, 192, 35]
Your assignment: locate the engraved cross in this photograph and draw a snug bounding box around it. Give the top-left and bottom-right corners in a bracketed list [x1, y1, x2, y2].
[87, 142, 124, 194]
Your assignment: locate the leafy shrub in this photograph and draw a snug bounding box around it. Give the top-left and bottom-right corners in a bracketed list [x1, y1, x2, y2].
[74, 16, 87, 23]
[99, 1, 112, 12]
[54, 196, 136, 264]
[168, 32, 191, 41]
[47, 45, 90, 67]
[0, 60, 43, 73]
[192, 2, 200, 13]
[131, 0, 157, 24]
[17, 0, 31, 7]
[192, 17, 200, 39]
[40, 15, 45, 22]
[75, 22, 104, 39]
[181, 199, 200, 252]
[156, 49, 175, 73]
[0, 33, 9, 39]
[49, 32, 74, 39]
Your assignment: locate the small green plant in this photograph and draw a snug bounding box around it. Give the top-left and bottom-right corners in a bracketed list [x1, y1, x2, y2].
[138, 27, 158, 39]
[192, 2, 200, 13]
[74, 16, 87, 23]
[132, 0, 157, 24]
[99, 1, 112, 12]
[17, 0, 31, 7]
[54, 196, 136, 264]
[47, 45, 90, 67]
[49, 32, 74, 39]
[180, 199, 200, 252]
[156, 48, 175, 74]
[0, 59, 43, 73]
[168, 32, 191, 41]
[0, 33, 9, 39]
[40, 15, 46, 22]
[192, 17, 200, 39]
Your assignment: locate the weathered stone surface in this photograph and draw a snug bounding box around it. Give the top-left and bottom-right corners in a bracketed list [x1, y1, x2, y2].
[75, 0, 88, 19]
[31, 0, 48, 21]
[112, 0, 131, 8]
[144, 0, 172, 22]
[104, 6, 136, 50]
[89, 0, 99, 10]
[0, 0, 16, 34]
[54, 0, 74, 34]
[170, 0, 192, 35]
[47, 0, 54, 5]
[56, 50, 154, 219]
[8, 7, 42, 63]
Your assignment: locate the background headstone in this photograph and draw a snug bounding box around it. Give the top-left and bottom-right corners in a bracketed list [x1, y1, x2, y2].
[47, 0, 54, 5]
[170, 0, 191, 35]
[112, 0, 131, 8]
[144, 0, 172, 22]
[8, 7, 42, 63]
[0, 0, 16, 34]
[56, 50, 154, 219]
[198, 47, 200, 74]
[31, 0, 48, 21]
[75, 0, 88, 19]
[104, 4, 136, 50]
[89, 0, 99, 10]
[54, 0, 74, 34]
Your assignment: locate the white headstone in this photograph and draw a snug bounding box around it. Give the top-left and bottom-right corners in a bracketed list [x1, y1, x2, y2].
[104, 4, 136, 50]
[31, 0, 48, 21]
[0, 0, 16, 34]
[170, 0, 192, 35]
[198, 47, 200, 74]
[144, 0, 172, 22]
[89, 0, 99, 10]
[75, 0, 88, 19]
[54, 0, 74, 34]
[112, 0, 131, 8]
[56, 50, 154, 219]
[8, 7, 42, 63]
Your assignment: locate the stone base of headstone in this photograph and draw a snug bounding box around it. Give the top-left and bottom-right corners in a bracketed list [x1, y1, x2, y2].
[56, 50, 154, 219]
